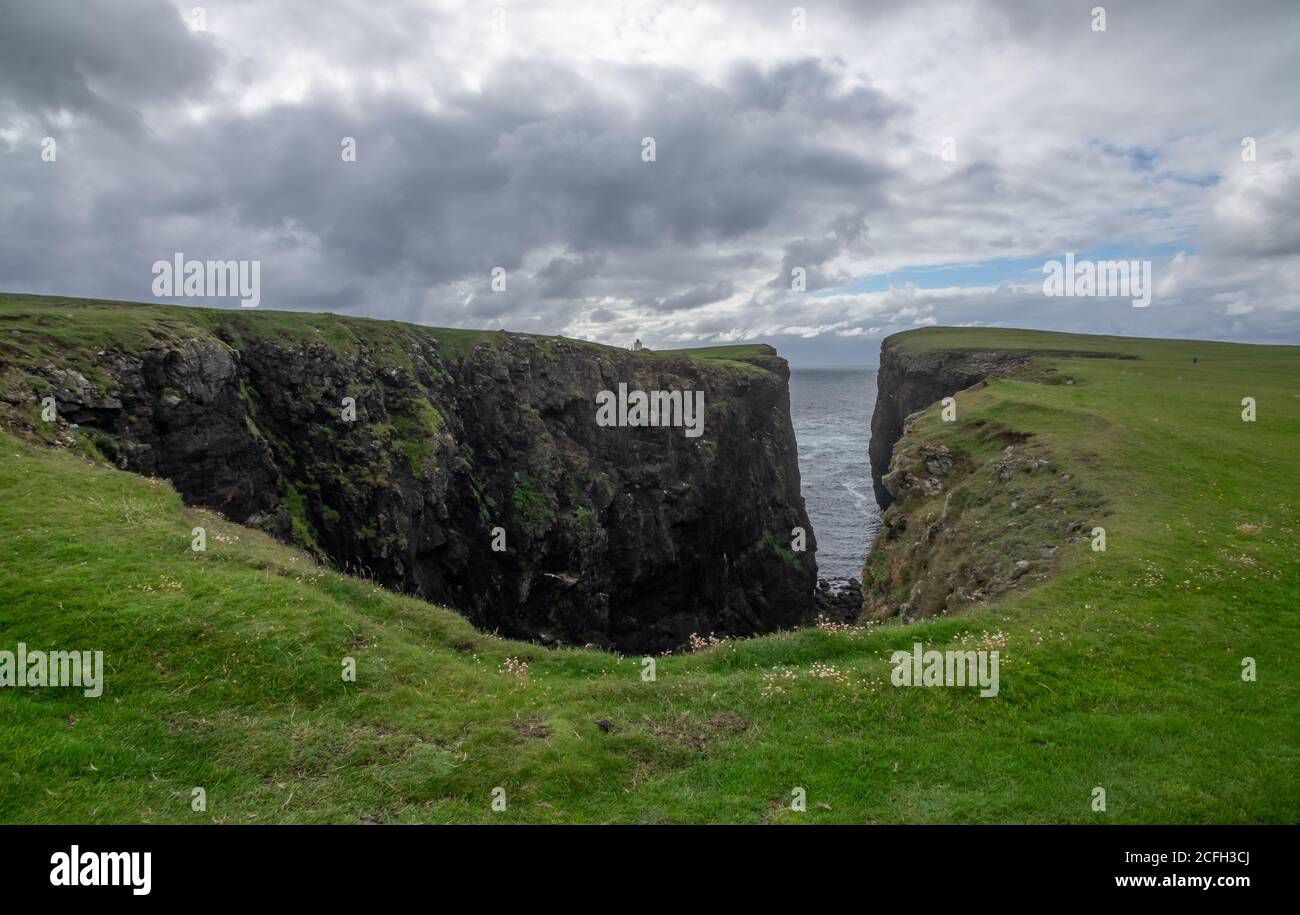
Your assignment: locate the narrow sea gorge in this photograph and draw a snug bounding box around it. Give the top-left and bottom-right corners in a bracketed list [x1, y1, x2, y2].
[789, 367, 882, 581]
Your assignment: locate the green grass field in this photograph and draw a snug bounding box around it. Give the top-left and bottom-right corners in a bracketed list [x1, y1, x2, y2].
[0, 292, 770, 382]
[1, 321, 1297, 823]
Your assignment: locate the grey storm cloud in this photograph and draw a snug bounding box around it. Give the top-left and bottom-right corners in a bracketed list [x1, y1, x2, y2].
[767, 214, 873, 293]
[642, 280, 735, 314]
[535, 254, 606, 299]
[0, 0, 218, 134]
[1, 0, 1298, 363]
[2, 24, 902, 322]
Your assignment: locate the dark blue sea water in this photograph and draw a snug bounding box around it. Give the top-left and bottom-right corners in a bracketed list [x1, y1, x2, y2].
[789, 368, 882, 579]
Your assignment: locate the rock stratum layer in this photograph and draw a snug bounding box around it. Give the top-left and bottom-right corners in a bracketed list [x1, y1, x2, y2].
[0, 295, 816, 652]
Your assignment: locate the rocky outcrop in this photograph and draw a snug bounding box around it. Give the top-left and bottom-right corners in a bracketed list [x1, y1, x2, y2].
[862, 332, 1112, 622]
[868, 340, 1028, 509]
[1, 303, 817, 652]
[813, 577, 863, 623]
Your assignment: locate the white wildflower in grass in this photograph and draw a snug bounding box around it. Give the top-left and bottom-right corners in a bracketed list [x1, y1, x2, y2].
[814, 614, 877, 635]
[760, 667, 798, 699]
[688, 632, 725, 652]
[499, 656, 529, 688]
[807, 662, 849, 685]
[808, 662, 831, 677]
[137, 574, 184, 594]
[957, 629, 1008, 651]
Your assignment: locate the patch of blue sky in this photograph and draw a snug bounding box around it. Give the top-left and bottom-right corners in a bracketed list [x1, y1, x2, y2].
[1095, 140, 1220, 186]
[820, 242, 1196, 297]
[1102, 142, 1160, 171]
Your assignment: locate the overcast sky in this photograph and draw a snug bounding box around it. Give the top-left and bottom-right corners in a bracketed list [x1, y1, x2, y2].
[2, 0, 1298, 365]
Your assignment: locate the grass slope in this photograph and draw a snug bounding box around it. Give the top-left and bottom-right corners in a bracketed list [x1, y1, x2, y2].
[1, 323, 1297, 823]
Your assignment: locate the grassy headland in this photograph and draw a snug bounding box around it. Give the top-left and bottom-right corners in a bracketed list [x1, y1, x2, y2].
[0, 308, 1296, 823]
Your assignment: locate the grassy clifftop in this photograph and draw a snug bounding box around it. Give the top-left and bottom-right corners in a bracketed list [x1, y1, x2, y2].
[1, 320, 1297, 823]
[865, 327, 1300, 625]
[0, 292, 771, 377]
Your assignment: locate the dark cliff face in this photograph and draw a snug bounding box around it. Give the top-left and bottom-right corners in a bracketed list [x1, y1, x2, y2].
[3, 306, 816, 653]
[868, 339, 1027, 509]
